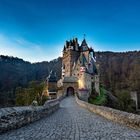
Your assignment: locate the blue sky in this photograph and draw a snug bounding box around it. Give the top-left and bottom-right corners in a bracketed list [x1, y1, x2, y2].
[0, 0, 140, 62]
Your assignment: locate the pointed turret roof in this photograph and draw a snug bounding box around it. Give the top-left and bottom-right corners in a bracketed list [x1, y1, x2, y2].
[81, 39, 89, 51]
[63, 45, 66, 52]
[81, 39, 87, 46]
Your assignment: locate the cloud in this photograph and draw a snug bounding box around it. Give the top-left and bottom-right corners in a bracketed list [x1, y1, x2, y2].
[0, 34, 62, 62]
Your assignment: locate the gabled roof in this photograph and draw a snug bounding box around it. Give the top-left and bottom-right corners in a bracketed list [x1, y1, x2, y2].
[81, 39, 89, 51]
[81, 39, 87, 46]
[63, 45, 66, 52]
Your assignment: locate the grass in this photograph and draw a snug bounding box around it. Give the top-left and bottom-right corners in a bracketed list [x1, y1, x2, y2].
[89, 87, 107, 105]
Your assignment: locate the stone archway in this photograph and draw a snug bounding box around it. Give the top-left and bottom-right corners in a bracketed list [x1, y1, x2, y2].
[66, 87, 75, 96]
[63, 81, 78, 97]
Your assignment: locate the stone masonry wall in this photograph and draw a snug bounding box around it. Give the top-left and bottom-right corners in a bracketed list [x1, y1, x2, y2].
[76, 97, 140, 130]
[0, 99, 59, 134]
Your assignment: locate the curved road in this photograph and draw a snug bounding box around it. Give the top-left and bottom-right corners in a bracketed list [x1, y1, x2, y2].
[0, 97, 140, 140]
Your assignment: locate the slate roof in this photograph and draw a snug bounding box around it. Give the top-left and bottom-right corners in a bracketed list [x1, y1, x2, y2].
[81, 39, 89, 51]
[63, 76, 78, 83]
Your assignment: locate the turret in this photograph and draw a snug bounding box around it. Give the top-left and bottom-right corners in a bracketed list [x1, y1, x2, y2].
[81, 39, 89, 51]
[47, 70, 57, 99]
[62, 38, 80, 77]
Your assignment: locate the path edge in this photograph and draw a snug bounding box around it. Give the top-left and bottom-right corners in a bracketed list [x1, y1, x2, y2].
[76, 96, 140, 130]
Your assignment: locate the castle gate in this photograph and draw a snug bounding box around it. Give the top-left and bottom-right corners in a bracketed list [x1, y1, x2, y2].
[63, 82, 78, 96]
[63, 77, 78, 96]
[66, 87, 74, 96]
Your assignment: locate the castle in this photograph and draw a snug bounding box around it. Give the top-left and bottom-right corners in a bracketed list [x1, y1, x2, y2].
[45, 37, 140, 109]
[47, 37, 100, 101]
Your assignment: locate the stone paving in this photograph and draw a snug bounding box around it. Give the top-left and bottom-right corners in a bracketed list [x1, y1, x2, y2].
[0, 97, 140, 140]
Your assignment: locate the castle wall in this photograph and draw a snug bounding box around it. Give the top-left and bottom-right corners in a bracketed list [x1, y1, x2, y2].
[48, 82, 57, 92]
[78, 72, 92, 101]
[72, 60, 80, 78]
[130, 91, 140, 111]
[78, 89, 90, 102]
[57, 89, 63, 98]
[94, 75, 100, 94]
[63, 50, 80, 77]
[78, 72, 92, 91]
[94, 63, 100, 95]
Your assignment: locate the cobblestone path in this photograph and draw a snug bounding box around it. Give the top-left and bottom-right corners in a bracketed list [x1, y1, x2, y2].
[0, 97, 140, 140]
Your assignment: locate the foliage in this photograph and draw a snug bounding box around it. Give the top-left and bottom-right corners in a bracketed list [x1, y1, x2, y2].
[31, 100, 38, 106]
[89, 86, 107, 105]
[116, 90, 135, 113]
[95, 51, 140, 95]
[41, 95, 49, 105]
[15, 81, 48, 106]
[0, 55, 62, 106]
[1, 51, 140, 107]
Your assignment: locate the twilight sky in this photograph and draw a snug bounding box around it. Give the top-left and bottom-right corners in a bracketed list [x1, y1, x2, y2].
[0, 0, 140, 62]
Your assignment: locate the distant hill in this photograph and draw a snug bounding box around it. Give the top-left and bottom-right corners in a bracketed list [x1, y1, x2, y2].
[95, 51, 140, 95]
[0, 55, 62, 107]
[0, 51, 140, 107]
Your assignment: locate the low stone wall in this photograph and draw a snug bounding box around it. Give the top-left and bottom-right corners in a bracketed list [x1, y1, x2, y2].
[76, 97, 140, 130]
[0, 99, 59, 134]
[78, 89, 89, 102]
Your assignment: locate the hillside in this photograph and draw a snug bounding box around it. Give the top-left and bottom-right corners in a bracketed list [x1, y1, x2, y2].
[95, 51, 140, 94]
[0, 56, 62, 106]
[0, 51, 140, 107]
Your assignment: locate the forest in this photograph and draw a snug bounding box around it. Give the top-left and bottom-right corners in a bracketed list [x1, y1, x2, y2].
[0, 51, 140, 108]
[0, 56, 61, 106]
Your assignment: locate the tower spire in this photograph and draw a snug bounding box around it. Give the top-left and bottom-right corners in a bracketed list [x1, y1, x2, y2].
[84, 34, 86, 39]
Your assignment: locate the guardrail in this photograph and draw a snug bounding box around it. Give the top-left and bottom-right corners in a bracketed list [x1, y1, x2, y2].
[76, 96, 140, 130]
[0, 99, 60, 134]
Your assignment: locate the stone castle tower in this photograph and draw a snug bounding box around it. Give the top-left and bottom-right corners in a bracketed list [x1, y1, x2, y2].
[62, 38, 80, 77]
[58, 37, 100, 101]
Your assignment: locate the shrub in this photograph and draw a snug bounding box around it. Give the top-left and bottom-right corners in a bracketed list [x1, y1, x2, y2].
[89, 86, 107, 105]
[117, 90, 135, 113]
[15, 81, 48, 106]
